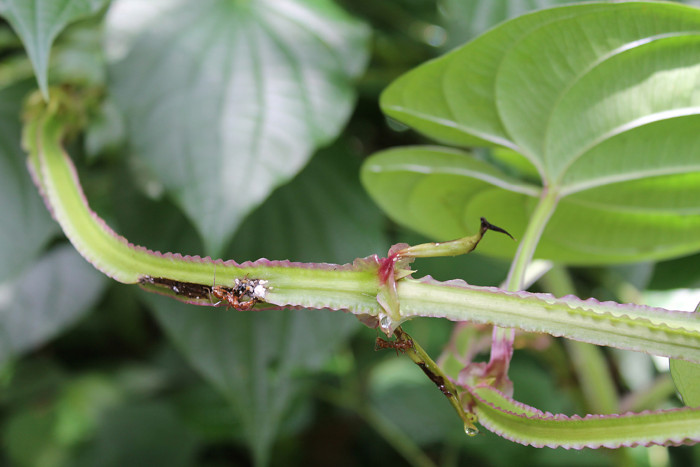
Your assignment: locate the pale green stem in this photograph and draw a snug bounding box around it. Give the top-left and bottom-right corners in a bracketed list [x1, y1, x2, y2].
[543, 265, 647, 466]
[471, 383, 700, 451]
[490, 188, 560, 368]
[505, 188, 560, 292]
[394, 277, 700, 363]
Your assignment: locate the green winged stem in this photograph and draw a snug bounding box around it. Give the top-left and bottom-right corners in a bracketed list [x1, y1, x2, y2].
[466, 385, 700, 449]
[396, 276, 700, 363]
[24, 89, 384, 318]
[24, 90, 700, 447]
[24, 89, 700, 361]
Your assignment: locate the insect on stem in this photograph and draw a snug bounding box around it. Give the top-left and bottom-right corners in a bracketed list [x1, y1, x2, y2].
[384, 327, 480, 436]
[375, 335, 414, 356]
[211, 277, 269, 311]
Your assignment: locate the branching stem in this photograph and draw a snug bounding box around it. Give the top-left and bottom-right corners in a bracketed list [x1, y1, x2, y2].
[489, 188, 560, 378]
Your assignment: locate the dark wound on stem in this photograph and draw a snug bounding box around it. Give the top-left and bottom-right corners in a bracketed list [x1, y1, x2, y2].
[139, 276, 266, 310]
[416, 362, 453, 398]
[139, 276, 213, 300]
[385, 328, 455, 399]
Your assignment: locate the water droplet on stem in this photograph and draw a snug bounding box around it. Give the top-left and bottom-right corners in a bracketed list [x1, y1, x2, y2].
[379, 314, 393, 333]
[464, 423, 479, 436]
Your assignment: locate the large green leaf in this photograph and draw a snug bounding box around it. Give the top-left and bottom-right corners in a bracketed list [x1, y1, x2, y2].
[107, 0, 370, 256]
[0, 82, 56, 283]
[363, 2, 700, 264]
[0, 245, 106, 365]
[150, 301, 356, 466]
[0, 0, 107, 99]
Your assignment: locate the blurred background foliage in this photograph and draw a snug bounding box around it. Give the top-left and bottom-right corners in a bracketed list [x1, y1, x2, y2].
[0, 0, 700, 466]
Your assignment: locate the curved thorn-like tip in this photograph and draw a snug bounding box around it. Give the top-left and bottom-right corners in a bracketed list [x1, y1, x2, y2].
[480, 217, 515, 241]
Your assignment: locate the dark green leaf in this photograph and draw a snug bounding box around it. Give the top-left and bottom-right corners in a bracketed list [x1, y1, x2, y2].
[149, 298, 357, 466]
[74, 401, 200, 467]
[649, 253, 700, 290]
[107, 0, 370, 256]
[0, 0, 108, 98]
[369, 358, 456, 445]
[172, 383, 246, 442]
[3, 404, 63, 466]
[0, 246, 106, 365]
[53, 374, 123, 446]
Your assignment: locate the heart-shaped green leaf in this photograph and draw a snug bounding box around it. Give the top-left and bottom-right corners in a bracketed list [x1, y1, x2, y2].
[107, 0, 370, 256]
[363, 2, 700, 264]
[0, 245, 106, 365]
[0, 0, 107, 99]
